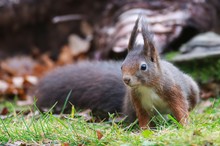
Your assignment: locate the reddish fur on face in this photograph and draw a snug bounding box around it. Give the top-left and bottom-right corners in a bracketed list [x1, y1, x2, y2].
[122, 64, 137, 76]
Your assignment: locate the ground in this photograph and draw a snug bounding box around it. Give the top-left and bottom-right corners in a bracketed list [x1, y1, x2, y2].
[0, 98, 219, 145]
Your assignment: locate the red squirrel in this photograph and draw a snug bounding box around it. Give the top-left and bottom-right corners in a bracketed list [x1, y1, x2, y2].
[121, 17, 200, 128]
[35, 61, 126, 119]
[35, 17, 199, 127]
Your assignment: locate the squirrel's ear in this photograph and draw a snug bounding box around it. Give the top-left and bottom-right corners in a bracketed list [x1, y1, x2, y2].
[127, 16, 140, 51]
[141, 18, 160, 69]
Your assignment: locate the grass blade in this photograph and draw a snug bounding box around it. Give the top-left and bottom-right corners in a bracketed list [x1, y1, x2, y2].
[61, 90, 72, 114]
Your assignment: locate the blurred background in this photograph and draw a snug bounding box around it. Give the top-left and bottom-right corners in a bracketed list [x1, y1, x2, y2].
[0, 0, 220, 103]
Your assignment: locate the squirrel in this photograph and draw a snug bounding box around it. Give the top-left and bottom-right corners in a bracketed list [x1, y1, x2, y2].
[35, 17, 199, 128]
[121, 17, 200, 129]
[35, 61, 126, 119]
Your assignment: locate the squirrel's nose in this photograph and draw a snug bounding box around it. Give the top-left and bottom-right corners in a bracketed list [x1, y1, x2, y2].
[123, 77, 131, 85]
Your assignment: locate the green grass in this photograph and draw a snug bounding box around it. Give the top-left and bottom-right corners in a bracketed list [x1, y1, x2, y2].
[0, 99, 220, 145]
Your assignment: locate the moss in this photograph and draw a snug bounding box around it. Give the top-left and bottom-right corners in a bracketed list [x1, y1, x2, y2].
[174, 57, 220, 83]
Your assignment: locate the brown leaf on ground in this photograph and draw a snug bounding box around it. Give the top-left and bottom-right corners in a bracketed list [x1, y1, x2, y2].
[68, 34, 90, 57]
[96, 130, 103, 140]
[62, 142, 70, 146]
[1, 56, 37, 76]
[33, 54, 56, 77]
[1, 62, 16, 76]
[0, 55, 55, 101]
[39, 54, 55, 69]
[57, 45, 74, 65]
[1, 107, 9, 115]
[0, 80, 9, 93]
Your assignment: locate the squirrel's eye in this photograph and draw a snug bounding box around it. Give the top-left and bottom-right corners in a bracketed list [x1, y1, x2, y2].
[140, 63, 148, 71]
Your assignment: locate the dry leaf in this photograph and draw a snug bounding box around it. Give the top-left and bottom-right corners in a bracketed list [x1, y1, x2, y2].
[62, 143, 70, 146]
[57, 45, 74, 65]
[40, 54, 54, 69]
[96, 130, 103, 140]
[24, 75, 38, 85]
[1, 107, 9, 115]
[0, 80, 9, 93]
[68, 34, 90, 57]
[1, 62, 16, 76]
[12, 76, 24, 88]
[1, 56, 37, 76]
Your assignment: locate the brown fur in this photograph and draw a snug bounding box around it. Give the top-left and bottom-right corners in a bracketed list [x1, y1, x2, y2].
[132, 98, 150, 129]
[161, 85, 189, 125]
[121, 17, 200, 128]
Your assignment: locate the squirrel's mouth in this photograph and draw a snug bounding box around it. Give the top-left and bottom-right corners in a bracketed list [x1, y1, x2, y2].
[124, 82, 140, 88]
[122, 75, 140, 87]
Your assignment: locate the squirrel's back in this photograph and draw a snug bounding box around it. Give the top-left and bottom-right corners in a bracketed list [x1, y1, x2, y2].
[35, 61, 126, 117]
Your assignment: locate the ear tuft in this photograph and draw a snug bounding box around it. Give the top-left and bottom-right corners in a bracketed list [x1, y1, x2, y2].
[141, 17, 161, 70]
[127, 15, 141, 51]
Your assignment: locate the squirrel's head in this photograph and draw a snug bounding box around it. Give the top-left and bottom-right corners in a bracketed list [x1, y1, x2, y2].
[121, 16, 161, 87]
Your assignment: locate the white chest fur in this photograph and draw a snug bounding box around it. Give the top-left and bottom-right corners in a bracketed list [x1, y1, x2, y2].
[137, 86, 171, 114]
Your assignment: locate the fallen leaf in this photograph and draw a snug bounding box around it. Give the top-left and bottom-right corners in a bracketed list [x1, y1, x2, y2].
[12, 76, 24, 88]
[2, 56, 37, 76]
[24, 75, 38, 85]
[96, 130, 103, 140]
[62, 142, 70, 146]
[0, 80, 9, 93]
[1, 62, 16, 76]
[1, 107, 9, 115]
[57, 45, 74, 65]
[68, 34, 90, 57]
[40, 54, 55, 69]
